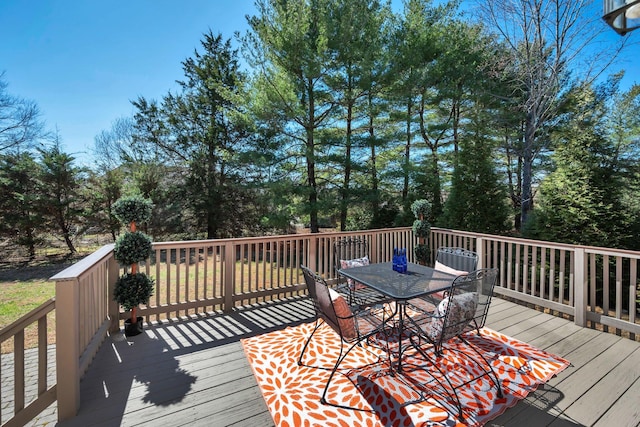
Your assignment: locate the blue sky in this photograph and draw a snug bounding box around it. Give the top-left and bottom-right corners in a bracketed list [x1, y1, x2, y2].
[1, 0, 638, 167]
[0, 0, 257, 166]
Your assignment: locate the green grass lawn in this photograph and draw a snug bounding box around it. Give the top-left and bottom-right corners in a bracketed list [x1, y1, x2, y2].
[0, 278, 56, 353]
[0, 280, 55, 323]
[0, 255, 303, 351]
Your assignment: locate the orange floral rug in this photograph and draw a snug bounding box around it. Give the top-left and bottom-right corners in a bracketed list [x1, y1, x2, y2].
[241, 322, 569, 427]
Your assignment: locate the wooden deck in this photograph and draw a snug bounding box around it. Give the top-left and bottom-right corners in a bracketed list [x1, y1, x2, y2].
[37, 297, 640, 427]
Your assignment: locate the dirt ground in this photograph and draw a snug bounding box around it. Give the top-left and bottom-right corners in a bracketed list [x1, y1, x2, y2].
[0, 233, 112, 280]
[0, 253, 89, 282]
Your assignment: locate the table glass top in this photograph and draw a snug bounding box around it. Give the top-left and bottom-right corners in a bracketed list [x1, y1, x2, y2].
[338, 262, 456, 300]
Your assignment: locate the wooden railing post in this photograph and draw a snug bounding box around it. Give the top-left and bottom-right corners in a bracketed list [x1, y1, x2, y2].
[108, 253, 120, 333]
[223, 241, 235, 312]
[371, 233, 379, 264]
[476, 237, 484, 269]
[574, 247, 587, 327]
[55, 278, 80, 421]
[308, 234, 317, 272]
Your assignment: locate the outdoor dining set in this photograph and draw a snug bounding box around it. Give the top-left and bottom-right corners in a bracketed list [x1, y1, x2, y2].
[299, 239, 502, 421]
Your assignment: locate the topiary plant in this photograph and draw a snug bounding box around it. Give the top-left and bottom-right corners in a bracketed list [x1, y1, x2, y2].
[412, 219, 431, 239]
[113, 231, 153, 266]
[411, 199, 431, 265]
[114, 273, 155, 312]
[113, 194, 153, 228]
[112, 194, 155, 336]
[415, 244, 430, 265]
[411, 199, 430, 220]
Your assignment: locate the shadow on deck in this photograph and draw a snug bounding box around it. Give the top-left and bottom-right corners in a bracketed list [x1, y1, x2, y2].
[33, 296, 640, 427]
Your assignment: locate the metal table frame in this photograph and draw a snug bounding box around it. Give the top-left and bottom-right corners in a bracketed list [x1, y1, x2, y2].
[338, 261, 456, 371]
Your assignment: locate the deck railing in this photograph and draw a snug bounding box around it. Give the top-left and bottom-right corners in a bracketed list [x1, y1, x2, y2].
[1, 226, 639, 426]
[50, 244, 117, 421]
[431, 228, 640, 336]
[0, 300, 55, 427]
[135, 228, 415, 322]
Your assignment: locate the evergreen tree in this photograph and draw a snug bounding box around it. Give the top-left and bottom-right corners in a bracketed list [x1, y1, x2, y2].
[440, 103, 510, 234]
[0, 152, 44, 259]
[84, 167, 123, 241]
[245, 0, 336, 233]
[528, 81, 629, 247]
[168, 31, 256, 238]
[38, 141, 86, 255]
[324, 0, 391, 231]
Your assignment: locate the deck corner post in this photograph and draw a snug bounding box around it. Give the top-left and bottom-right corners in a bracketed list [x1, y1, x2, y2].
[223, 241, 235, 312]
[574, 247, 587, 327]
[107, 253, 120, 333]
[55, 278, 81, 421]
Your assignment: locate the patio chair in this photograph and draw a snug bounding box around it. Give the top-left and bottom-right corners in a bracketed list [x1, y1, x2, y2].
[299, 265, 393, 410]
[434, 246, 478, 275]
[408, 247, 479, 313]
[334, 236, 389, 307]
[405, 268, 502, 421]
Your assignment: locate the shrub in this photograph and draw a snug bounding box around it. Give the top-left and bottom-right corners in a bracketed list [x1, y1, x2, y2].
[412, 219, 431, 239]
[114, 272, 155, 311]
[113, 195, 153, 226]
[411, 199, 431, 219]
[113, 231, 152, 266]
[414, 244, 430, 265]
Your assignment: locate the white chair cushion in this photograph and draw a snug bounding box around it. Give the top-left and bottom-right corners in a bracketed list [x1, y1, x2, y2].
[340, 256, 370, 290]
[435, 260, 469, 276]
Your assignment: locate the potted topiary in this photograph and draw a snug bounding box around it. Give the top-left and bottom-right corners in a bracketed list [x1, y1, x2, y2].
[411, 199, 431, 265]
[112, 195, 154, 337]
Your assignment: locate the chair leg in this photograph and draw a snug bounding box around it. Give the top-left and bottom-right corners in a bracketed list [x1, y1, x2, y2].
[459, 335, 504, 398]
[409, 335, 466, 421]
[297, 318, 323, 367]
[320, 340, 358, 408]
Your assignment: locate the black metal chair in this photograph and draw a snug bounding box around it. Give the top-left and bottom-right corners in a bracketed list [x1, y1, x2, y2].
[408, 247, 479, 314]
[434, 247, 478, 274]
[333, 237, 389, 307]
[405, 268, 503, 422]
[299, 265, 393, 410]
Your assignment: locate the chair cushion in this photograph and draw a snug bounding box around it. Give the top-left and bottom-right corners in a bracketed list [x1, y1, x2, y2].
[426, 292, 479, 340]
[435, 260, 469, 276]
[328, 288, 357, 340]
[340, 256, 370, 290]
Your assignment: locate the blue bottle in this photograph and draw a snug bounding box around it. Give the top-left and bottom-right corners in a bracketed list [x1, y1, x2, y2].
[393, 247, 399, 272]
[399, 248, 407, 273]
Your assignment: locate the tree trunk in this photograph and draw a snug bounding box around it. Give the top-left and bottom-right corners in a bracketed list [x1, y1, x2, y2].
[340, 101, 353, 232]
[368, 94, 380, 226]
[307, 79, 319, 234]
[521, 116, 535, 229]
[403, 99, 411, 202]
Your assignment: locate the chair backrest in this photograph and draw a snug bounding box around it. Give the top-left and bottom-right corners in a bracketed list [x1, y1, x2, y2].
[427, 268, 498, 346]
[301, 265, 357, 340]
[435, 247, 478, 273]
[334, 237, 369, 276]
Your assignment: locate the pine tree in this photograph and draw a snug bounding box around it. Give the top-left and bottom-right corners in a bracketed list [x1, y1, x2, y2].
[0, 152, 44, 259]
[529, 82, 630, 247]
[38, 142, 86, 255]
[440, 104, 510, 234]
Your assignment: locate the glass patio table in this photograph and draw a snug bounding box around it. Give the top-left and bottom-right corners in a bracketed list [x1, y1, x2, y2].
[338, 261, 456, 371]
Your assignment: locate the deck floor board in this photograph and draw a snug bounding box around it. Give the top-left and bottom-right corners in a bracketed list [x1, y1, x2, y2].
[32, 296, 637, 427]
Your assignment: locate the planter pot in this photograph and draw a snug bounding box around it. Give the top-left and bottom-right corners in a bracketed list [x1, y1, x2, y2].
[124, 316, 144, 337]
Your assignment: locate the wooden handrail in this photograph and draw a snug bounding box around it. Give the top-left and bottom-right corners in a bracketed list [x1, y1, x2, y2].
[0, 298, 55, 343]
